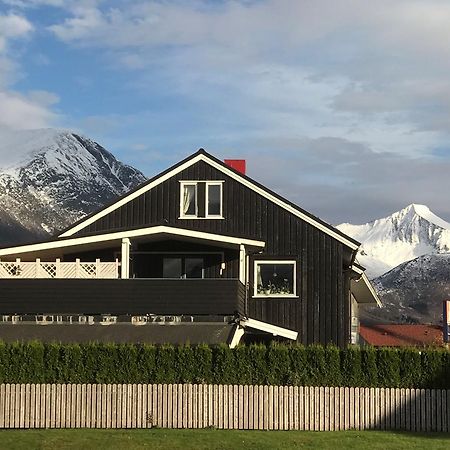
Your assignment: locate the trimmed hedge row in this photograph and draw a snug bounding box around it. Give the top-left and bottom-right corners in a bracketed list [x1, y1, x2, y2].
[0, 342, 449, 388]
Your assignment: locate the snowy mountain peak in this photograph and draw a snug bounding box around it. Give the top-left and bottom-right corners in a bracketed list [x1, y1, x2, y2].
[0, 128, 146, 245]
[337, 204, 450, 278]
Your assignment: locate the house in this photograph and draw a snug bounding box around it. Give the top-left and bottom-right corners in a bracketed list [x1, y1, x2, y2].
[0, 149, 380, 346]
[359, 324, 444, 347]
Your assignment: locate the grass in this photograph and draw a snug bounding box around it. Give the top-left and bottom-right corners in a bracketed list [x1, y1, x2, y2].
[0, 429, 448, 450]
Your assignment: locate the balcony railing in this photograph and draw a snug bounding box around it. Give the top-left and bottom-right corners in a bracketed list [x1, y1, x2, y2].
[0, 258, 119, 279]
[0, 278, 246, 316]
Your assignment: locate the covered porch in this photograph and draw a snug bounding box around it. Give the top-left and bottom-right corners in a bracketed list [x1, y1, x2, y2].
[0, 226, 266, 282]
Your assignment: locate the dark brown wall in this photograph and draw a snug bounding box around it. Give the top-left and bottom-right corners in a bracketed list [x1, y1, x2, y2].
[0, 279, 245, 316]
[67, 160, 354, 345]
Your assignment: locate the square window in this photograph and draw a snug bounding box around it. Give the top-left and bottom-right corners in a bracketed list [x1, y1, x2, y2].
[179, 181, 224, 219]
[254, 261, 296, 297]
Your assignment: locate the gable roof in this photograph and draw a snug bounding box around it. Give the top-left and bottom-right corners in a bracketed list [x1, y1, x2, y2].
[360, 324, 444, 347]
[58, 149, 360, 250]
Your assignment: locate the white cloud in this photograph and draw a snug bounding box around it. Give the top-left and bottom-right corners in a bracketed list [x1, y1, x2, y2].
[0, 12, 61, 130]
[0, 90, 59, 130]
[0, 13, 33, 52]
[43, 1, 450, 150]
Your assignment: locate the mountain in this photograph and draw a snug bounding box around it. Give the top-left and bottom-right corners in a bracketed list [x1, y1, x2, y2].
[361, 254, 450, 324]
[0, 128, 146, 246]
[337, 204, 450, 278]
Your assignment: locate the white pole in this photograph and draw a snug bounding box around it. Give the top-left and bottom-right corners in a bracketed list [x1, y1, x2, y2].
[239, 244, 246, 284]
[121, 238, 131, 279]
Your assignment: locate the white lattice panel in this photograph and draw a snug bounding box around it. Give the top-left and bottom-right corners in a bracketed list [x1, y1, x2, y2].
[0, 259, 119, 279]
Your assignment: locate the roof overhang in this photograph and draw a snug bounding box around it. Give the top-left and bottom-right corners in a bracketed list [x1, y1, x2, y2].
[0, 226, 266, 260]
[350, 264, 382, 307]
[229, 317, 298, 347]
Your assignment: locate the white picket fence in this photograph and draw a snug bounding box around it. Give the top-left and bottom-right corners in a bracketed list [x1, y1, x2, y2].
[0, 259, 119, 279]
[0, 384, 448, 431]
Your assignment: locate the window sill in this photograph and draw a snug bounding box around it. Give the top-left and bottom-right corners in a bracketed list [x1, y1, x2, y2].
[252, 295, 299, 299]
[178, 216, 225, 220]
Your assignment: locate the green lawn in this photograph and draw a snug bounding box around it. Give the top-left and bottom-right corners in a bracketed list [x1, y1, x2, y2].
[0, 429, 448, 450]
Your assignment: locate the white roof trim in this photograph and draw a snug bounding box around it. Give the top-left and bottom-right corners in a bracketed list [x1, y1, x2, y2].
[59, 153, 205, 237]
[240, 317, 298, 340]
[350, 269, 382, 308]
[0, 226, 266, 257]
[59, 153, 359, 250]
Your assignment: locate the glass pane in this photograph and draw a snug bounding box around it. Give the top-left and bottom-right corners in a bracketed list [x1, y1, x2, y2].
[185, 258, 203, 278]
[256, 263, 294, 295]
[207, 184, 221, 216]
[182, 184, 197, 216]
[163, 258, 182, 278]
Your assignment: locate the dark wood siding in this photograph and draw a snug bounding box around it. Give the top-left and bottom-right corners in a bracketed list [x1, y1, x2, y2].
[0, 279, 245, 316]
[68, 160, 352, 345]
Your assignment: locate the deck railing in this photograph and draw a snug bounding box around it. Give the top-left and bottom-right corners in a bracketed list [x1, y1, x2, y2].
[0, 259, 119, 279]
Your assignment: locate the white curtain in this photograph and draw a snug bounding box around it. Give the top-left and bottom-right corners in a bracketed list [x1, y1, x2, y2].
[183, 185, 194, 215]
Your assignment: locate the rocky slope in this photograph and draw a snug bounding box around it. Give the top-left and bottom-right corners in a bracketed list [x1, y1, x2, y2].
[361, 254, 450, 324]
[0, 128, 146, 246]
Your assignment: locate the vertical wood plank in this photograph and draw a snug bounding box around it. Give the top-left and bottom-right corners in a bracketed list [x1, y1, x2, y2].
[243, 385, 250, 430]
[288, 386, 294, 431]
[267, 385, 273, 430]
[293, 386, 299, 430]
[253, 385, 259, 431]
[258, 386, 264, 431]
[298, 386, 304, 431]
[235, 385, 240, 430]
[239, 385, 245, 430]
[19, 384, 25, 429]
[273, 385, 278, 430]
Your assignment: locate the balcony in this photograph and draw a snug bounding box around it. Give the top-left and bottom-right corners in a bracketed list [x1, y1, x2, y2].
[0, 258, 119, 279]
[0, 278, 246, 316]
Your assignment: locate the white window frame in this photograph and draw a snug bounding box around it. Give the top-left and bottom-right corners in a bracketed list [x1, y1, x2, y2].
[205, 181, 223, 218]
[253, 260, 298, 298]
[179, 181, 198, 218]
[179, 180, 224, 219]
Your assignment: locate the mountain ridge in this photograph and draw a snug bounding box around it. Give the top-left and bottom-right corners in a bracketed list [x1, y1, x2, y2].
[337, 203, 450, 278]
[0, 128, 147, 245]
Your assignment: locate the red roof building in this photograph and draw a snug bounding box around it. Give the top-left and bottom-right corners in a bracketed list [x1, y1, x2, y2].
[359, 324, 444, 347]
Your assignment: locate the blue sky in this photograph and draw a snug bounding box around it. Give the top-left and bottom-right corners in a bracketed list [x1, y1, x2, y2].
[1, 0, 450, 224]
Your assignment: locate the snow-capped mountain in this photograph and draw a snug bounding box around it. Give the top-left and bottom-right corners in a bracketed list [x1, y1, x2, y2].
[0, 128, 146, 245]
[361, 254, 450, 324]
[337, 204, 450, 278]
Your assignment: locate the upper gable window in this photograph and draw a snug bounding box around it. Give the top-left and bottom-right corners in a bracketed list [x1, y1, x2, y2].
[181, 182, 198, 217]
[206, 182, 222, 217]
[180, 181, 224, 219]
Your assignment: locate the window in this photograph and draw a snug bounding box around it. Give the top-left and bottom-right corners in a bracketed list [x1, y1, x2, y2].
[180, 181, 224, 219]
[180, 182, 197, 217]
[206, 182, 222, 217]
[163, 257, 204, 279]
[254, 260, 296, 297]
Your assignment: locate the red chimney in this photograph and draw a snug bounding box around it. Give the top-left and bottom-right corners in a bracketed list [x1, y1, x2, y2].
[224, 159, 246, 175]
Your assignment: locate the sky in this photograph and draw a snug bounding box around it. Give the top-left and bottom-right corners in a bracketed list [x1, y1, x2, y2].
[0, 0, 450, 225]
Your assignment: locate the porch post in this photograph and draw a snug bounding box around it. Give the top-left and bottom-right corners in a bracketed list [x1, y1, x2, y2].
[239, 244, 246, 284]
[121, 238, 131, 279]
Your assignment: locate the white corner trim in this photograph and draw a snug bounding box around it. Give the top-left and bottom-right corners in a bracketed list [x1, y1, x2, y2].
[240, 317, 298, 340]
[0, 226, 266, 257]
[59, 152, 359, 250]
[229, 325, 245, 348]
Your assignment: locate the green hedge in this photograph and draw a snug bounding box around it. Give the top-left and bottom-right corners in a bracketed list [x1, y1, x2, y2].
[0, 341, 448, 388]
